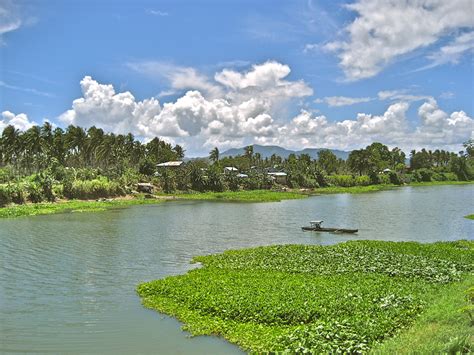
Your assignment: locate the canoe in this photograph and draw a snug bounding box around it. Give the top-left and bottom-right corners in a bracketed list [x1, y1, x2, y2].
[301, 226, 358, 233]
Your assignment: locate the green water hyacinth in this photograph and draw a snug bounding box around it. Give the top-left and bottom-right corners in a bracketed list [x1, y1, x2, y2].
[137, 240, 474, 353]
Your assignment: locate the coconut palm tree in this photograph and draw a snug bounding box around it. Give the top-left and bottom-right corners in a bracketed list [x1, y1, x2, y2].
[209, 147, 219, 164]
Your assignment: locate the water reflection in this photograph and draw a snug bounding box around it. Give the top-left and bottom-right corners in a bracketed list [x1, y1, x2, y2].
[0, 185, 472, 353]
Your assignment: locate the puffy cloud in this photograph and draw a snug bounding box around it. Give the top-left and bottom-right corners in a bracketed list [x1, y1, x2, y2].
[59, 76, 166, 137]
[275, 102, 410, 149]
[325, 0, 474, 80]
[0, 111, 37, 131]
[60, 62, 312, 152]
[215, 61, 313, 103]
[127, 61, 223, 99]
[415, 98, 473, 146]
[274, 99, 472, 151]
[58, 65, 471, 155]
[315, 96, 373, 107]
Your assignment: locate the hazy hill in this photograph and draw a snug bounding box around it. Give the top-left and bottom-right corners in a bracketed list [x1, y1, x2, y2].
[220, 144, 350, 160]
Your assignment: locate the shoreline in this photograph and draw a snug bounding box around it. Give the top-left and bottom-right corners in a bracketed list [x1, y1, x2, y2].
[137, 240, 474, 353]
[0, 180, 472, 219]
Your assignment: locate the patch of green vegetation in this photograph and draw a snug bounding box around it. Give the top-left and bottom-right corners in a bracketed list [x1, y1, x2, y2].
[137, 240, 474, 353]
[408, 180, 474, 186]
[464, 214, 474, 220]
[314, 180, 473, 195]
[0, 197, 164, 218]
[314, 184, 398, 194]
[371, 275, 474, 354]
[173, 189, 307, 202]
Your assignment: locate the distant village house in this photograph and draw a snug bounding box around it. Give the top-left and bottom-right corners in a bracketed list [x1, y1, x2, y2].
[267, 172, 288, 184]
[156, 161, 184, 168]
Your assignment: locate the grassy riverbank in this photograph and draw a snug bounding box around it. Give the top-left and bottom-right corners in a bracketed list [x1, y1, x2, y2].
[0, 190, 307, 218]
[314, 180, 473, 195]
[172, 189, 307, 202]
[1, 181, 471, 218]
[0, 196, 165, 218]
[137, 240, 474, 353]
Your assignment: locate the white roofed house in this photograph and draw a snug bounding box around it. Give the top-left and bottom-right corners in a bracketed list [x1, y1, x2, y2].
[267, 171, 288, 185]
[224, 166, 239, 174]
[156, 161, 184, 168]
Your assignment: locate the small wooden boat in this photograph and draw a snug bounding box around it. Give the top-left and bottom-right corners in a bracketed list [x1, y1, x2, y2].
[302, 220, 358, 234]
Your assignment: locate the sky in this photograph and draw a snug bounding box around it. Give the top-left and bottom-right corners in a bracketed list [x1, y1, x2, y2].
[0, 0, 473, 156]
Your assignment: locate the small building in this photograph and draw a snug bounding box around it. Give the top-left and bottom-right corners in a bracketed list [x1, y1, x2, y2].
[382, 168, 392, 174]
[157, 161, 184, 168]
[136, 183, 154, 193]
[267, 172, 288, 184]
[224, 166, 238, 174]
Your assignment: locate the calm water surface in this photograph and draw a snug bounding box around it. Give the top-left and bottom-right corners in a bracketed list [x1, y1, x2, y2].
[1, 185, 472, 353]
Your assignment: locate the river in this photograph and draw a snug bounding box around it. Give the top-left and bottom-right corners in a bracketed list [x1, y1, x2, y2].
[0, 185, 472, 353]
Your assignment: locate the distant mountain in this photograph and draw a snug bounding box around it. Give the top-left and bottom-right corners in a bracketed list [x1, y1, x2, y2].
[220, 144, 350, 160]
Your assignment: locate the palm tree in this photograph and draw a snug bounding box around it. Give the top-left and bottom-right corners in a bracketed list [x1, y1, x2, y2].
[174, 144, 185, 159]
[40, 122, 54, 161]
[244, 145, 254, 159]
[1, 125, 21, 169]
[24, 126, 43, 173]
[65, 125, 87, 166]
[86, 126, 105, 167]
[209, 147, 219, 163]
[96, 134, 115, 170]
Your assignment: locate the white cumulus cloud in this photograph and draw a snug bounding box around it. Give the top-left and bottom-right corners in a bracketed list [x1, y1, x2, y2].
[0, 111, 37, 131]
[325, 0, 474, 80]
[57, 62, 472, 155]
[59, 76, 166, 137]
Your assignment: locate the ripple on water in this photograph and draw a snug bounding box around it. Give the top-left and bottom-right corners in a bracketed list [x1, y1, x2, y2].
[0, 185, 472, 353]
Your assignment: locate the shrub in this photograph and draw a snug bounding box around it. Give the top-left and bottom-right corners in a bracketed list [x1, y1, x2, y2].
[355, 175, 371, 186]
[0, 167, 16, 183]
[413, 169, 433, 182]
[139, 159, 156, 176]
[38, 174, 56, 202]
[0, 185, 11, 207]
[63, 177, 126, 199]
[26, 183, 44, 203]
[443, 172, 458, 181]
[369, 171, 380, 184]
[314, 169, 329, 187]
[53, 184, 64, 199]
[160, 170, 177, 193]
[377, 174, 390, 184]
[75, 168, 100, 181]
[432, 172, 445, 181]
[388, 172, 402, 185]
[225, 174, 240, 191]
[328, 175, 355, 187]
[8, 184, 25, 204]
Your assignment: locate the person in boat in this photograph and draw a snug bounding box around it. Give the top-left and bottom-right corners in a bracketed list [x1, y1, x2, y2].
[310, 220, 323, 229]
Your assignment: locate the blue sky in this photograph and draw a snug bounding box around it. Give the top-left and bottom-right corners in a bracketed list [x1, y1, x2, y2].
[1, 0, 473, 156]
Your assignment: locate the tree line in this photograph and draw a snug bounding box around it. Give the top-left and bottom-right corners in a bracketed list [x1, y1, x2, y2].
[0, 123, 472, 205]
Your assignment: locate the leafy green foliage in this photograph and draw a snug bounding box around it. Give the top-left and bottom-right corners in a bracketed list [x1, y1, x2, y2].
[0, 197, 164, 218]
[63, 177, 126, 199]
[175, 190, 306, 202]
[138, 241, 473, 353]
